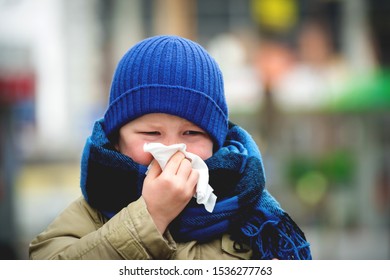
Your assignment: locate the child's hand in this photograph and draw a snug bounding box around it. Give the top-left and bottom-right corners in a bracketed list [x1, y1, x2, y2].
[142, 151, 199, 234]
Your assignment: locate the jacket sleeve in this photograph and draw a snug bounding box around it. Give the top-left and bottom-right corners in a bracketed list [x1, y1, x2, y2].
[29, 196, 176, 259]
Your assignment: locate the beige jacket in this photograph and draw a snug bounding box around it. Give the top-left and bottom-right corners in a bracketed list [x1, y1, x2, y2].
[29, 197, 252, 260]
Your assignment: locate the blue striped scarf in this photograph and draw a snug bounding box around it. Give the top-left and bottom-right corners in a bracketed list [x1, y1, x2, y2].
[80, 119, 312, 260]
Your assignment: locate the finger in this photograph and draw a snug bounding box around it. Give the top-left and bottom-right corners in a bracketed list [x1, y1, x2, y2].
[186, 169, 199, 196]
[164, 151, 186, 175]
[183, 157, 192, 163]
[145, 159, 162, 179]
[176, 157, 193, 179]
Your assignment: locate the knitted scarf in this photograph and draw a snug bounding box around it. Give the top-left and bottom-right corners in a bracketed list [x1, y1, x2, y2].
[80, 119, 312, 260]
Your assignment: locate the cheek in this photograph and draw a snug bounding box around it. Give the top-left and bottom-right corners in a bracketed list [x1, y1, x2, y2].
[186, 142, 213, 160]
[129, 150, 154, 166]
[118, 140, 154, 166]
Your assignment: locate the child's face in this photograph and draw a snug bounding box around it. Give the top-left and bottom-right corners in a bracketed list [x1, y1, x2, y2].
[116, 113, 214, 166]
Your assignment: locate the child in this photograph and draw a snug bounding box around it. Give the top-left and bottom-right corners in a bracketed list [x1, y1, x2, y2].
[29, 35, 311, 260]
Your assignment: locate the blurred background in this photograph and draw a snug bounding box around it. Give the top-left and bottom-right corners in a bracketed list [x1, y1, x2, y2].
[0, 0, 389, 260]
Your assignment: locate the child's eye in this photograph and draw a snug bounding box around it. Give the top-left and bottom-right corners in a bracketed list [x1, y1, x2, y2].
[142, 131, 160, 135]
[183, 130, 203, 136]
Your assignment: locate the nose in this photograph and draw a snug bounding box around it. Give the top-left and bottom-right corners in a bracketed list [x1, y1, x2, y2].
[162, 134, 182, 146]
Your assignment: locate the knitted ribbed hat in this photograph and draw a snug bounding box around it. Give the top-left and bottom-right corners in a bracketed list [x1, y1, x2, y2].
[103, 35, 228, 149]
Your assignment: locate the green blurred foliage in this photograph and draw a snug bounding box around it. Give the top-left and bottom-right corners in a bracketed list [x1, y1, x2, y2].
[327, 70, 390, 113]
[286, 150, 355, 188]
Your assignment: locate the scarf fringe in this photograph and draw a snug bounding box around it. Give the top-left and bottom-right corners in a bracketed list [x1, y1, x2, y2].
[240, 211, 312, 260]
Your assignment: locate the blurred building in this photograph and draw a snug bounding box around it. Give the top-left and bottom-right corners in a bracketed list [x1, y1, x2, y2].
[0, 0, 389, 259]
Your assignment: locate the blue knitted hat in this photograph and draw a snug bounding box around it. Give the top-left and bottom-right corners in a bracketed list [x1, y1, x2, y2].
[103, 35, 229, 148]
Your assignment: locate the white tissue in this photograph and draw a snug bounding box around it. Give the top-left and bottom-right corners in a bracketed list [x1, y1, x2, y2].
[143, 143, 217, 213]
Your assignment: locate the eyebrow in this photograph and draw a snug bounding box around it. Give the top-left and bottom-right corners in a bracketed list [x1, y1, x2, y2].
[141, 121, 203, 131]
[138, 123, 162, 130]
